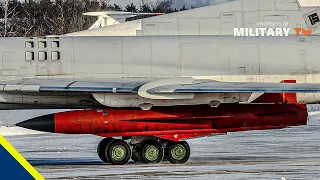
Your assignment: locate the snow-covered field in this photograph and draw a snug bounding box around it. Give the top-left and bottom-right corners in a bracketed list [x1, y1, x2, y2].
[2, 105, 320, 179]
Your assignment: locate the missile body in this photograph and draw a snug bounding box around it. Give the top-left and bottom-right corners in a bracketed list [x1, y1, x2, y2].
[17, 104, 308, 141]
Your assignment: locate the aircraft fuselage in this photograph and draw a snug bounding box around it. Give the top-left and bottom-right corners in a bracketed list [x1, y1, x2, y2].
[0, 35, 320, 104]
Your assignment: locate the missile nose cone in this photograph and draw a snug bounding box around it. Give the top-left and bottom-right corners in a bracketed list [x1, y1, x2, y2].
[16, 114, 55, 133]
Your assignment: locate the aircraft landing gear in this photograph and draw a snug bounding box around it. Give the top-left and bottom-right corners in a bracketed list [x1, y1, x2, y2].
[97, 138, 114, 163]
[166, 141, 190, 164]
[139, 140, 164, 164]
[97, 138, 132, 165]
[131, 139, 190, 164]
[97, 137, 191, 165]
[131, 144, 141, 162]
[106, 139, 132, 165]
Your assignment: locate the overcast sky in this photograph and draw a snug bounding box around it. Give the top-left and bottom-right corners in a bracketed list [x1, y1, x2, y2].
[109, 0, 231, 9]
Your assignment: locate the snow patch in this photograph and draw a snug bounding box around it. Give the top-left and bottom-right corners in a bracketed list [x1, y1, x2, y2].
[0, 126, 47, 137]
[308, 111, 320, 116]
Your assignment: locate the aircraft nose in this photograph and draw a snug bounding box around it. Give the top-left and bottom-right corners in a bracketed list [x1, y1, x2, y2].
[16, 114, 55, 133]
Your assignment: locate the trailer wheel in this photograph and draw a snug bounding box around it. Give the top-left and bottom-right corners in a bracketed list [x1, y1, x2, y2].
[97, 138, 114, 163]
[166, 141, 190, 164]
[106, 139, 132, 165]
[140, 140, 164, 164]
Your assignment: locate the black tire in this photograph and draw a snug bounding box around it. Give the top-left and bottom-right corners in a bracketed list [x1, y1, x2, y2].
[140, 140, 164, 164]
[166, 141, 190, 164]
[97, 138, 114, 163]
[131, 144, 141, 162]
[106, 139, 132, 165]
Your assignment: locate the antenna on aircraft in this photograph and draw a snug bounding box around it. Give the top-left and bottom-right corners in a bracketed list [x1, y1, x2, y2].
[83, 11, 164, 30]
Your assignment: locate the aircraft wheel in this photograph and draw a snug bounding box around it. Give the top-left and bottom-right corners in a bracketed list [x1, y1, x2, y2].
[106, 139, 132, 165]
[166, 141, 190, 164]
[97, 138, 114, 163]
[140, 140, 164, 164]
[131, 144, 141, 162]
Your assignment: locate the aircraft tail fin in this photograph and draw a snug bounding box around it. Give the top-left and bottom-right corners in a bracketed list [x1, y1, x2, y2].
[252, 80, 298, 104]
[83, 12, 121, 30]
[83, 11, 164, 30]
[298, 0, 320, 7]
[280, 80, 298, 104]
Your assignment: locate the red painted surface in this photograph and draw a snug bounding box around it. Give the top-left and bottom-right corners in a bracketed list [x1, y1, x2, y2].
[53, 104, 308, 141]
[253, 80, 298, 104]
[281, 80, 298, 103]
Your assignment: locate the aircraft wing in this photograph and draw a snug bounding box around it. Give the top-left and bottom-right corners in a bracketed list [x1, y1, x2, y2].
[83, 11, 164, 17]
[151, 81, 320, 93]
[0, 77, 318, 109]
[0, 78, 148, 93]
[1, 78, 320, 95]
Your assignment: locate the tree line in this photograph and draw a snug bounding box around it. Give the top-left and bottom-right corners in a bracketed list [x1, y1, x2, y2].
[0, 0, 192, 37]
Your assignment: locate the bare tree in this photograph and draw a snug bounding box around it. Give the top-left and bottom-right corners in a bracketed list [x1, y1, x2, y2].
[0, 0, 19, 37]
[139, 0, 154, 12]
[0, 0, 186, 37]
[125, 3, 137, 12]
[100, 0, 110, 10]
[154, 0, 173, 13]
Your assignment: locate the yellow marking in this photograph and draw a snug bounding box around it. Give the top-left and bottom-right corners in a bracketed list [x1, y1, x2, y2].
[0, 136, 45, 180]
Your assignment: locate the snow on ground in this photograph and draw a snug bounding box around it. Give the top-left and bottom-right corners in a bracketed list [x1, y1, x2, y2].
[0, 127, 47, 136]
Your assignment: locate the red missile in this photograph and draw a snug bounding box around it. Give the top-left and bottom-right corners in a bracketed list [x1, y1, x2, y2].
[17, 104, 307, 141]
[17, 103, 308, 165]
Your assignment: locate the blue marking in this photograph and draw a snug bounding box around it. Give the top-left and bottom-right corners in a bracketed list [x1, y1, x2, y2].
[115, 88, 135, 93]
[39, 87, 135, 93]
[174, 89, 320, 93]
[40, 87, 114, 92]
[0, 146, 35, 180]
